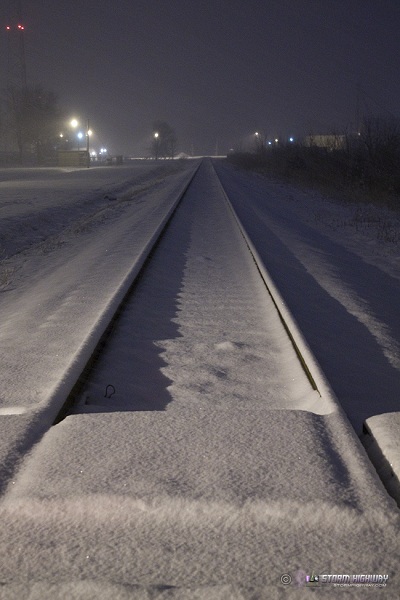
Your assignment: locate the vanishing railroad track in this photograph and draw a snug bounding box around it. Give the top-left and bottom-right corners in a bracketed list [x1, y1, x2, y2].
[0, 159, 398, 594]
[53, 161, 329, 425]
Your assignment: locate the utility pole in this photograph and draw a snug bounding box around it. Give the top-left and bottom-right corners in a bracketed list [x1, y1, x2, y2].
[86, 118, 90, 167]
[5, 0, 28, 161]
[6, 0, 27, 91]
[355, 82, 362, 135]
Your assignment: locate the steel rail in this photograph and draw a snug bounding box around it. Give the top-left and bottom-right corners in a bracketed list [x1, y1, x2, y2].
[0, 163, 201, 496]
[211, 162, 345, 405]
[53, 163, 202, 424]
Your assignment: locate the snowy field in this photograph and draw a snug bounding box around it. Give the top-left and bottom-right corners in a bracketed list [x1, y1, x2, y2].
[214, 161, 400, 424]
[0, 159, 399, 598]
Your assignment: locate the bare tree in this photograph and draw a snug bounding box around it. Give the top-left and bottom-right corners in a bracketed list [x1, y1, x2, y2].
[151, 120, 177, 159]
[360, 116, 400, 179]
[7, 84, 61, 163]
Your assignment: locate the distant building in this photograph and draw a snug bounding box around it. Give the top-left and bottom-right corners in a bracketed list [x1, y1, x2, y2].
[58, 150, 90, 167]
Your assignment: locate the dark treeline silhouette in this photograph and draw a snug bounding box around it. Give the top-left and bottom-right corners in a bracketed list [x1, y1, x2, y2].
[1, 84, 63, 165]
[229, 116, 400, 207]
[151, 120, 177, 159]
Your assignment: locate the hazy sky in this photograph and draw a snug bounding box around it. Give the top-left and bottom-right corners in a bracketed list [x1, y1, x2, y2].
[3, 0, 400, 156]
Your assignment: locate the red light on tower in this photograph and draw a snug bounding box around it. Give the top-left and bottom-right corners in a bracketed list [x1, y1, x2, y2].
[6, 4, 28, 90]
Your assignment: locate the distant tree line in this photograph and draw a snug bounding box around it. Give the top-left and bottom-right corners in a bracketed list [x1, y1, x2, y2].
[228, 116, 400, 205]
[0, 83, 179, 165]
[0, 84, 62, 165]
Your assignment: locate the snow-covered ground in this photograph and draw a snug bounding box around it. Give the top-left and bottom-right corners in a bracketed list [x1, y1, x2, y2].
[215, 159, 400, 511]
[0, 162, 188, 258]
[214, 159, 400, 472]
[0, 160, 399, 598]
[0, 161, 198, 479]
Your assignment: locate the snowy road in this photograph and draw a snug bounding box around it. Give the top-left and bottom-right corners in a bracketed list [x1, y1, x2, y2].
[0, 160, 399, 598]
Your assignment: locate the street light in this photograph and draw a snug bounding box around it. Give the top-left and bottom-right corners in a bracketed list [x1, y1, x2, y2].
[254, 131, 265, 153]
[154, 131, 159, 160]
[66, 117, 93, 166]
[76, 131, 84, 151]
[86, 120, 92, 167]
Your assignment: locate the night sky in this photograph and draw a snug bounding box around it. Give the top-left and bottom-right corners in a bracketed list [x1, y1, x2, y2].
[3, 0, 400, 156]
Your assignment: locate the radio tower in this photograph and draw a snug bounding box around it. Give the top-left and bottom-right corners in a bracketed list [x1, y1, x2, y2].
[3, 0, 28, 160]
[5, 0, 27, 91]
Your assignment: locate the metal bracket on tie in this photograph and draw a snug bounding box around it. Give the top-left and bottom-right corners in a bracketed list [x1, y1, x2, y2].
[104, 384, 116, 399]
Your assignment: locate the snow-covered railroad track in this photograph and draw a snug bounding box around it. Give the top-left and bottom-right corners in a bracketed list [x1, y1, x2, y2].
[0, 162, 200, 493]
[0, 160, 399, 597]
[52, 165, 201, 424]
[56, 162, 336, 421]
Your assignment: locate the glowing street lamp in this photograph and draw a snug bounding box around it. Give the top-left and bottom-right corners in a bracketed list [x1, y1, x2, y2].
[154, 131, 159, 160]
[86, 120, 92, 167]
[77, 131, 84, 150]
[60, 118, 79, 148]
[254, 131, 265, 153]
[66, 117, 93, 165]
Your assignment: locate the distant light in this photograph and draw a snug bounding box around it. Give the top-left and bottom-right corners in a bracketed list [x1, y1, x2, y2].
[6, 24, 25, 30]
[289, 137, 294, 142]
[100, 148, 107, 154]
[268, 141, 272, 145]
[70, 119, 78, 128]
[255, 131, 259, 136]
[154, 132, 159, 138]
[87, 129, 92, 136]
[274, 138, 279, 143]
[59, 133, 64, 138]
[77, 132, 83, 139]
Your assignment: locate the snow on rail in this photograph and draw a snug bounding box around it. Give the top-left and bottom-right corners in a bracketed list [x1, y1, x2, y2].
[0, 159, 398, 597]
[0, 162, 200, 490]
